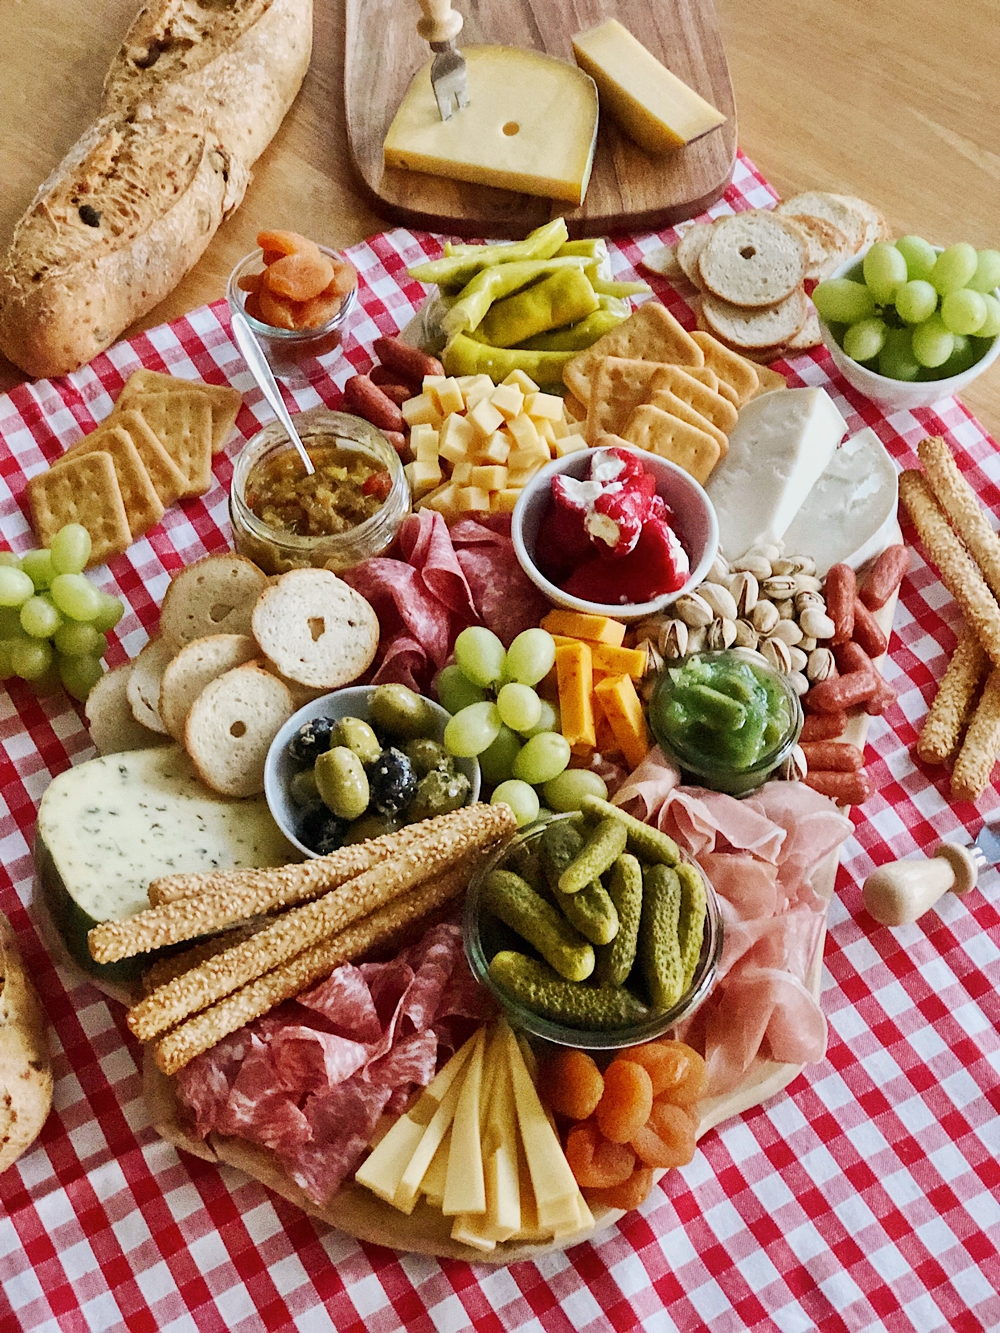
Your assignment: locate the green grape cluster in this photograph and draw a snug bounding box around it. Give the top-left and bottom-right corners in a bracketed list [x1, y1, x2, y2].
[813, 239, 1000, 381]
[436, 625, 608, 825]
[0, 525, 125, 700]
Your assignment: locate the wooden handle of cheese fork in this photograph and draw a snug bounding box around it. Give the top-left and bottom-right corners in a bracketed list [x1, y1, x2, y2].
[415, 0, 463, 45]
[862, 843, 978, 926]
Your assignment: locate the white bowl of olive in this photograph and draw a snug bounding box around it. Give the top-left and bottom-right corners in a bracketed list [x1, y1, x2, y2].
[264, 684, 481, 859]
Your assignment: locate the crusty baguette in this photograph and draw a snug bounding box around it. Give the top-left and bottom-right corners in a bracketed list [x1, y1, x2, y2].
[0, 912, 53, 1174]
[103, 0, 313, 172]
[0, 111, 247, 379]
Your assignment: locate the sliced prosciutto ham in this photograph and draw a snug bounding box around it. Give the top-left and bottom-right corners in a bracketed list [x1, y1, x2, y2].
[174, 922, 496, 1206]
[614, 752, 852, 1097]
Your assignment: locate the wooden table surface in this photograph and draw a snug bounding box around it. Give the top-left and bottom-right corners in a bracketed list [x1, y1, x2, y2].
[2, 0, 998, 431]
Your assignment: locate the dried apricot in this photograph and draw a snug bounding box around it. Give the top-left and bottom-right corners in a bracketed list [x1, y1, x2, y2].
[583, 1166, 655, 1211]
[243, 292, 264, 322]
[632, 1101, 697, 1168]
[256, 228, 319, 257]
[261, 249, 286, 267]
[596, 1059, 653, 1144]
[646, 1041, 708, 1107]
[295, 292, 343, 330]
[238, 271, 264, 294]
[538, 1049, 604, 1121]
[324, 259, 358, 298]
[257, 287, 299, 331]
[564, 1120, 635, 1189]
[264, 251, 335, 303]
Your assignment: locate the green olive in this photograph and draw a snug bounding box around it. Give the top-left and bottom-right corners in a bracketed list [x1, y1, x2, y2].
[369, 683, 439, 740]
[342, 812, 403, 845]
[332, 715, 382, 765]
[407, 768, 471, 821]
[405, 737, 450, 777]
[289, 768, 319, 807]
[315, 746, 370, 821]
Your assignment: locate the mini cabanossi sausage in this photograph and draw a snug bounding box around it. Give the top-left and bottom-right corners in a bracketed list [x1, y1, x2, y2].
[860, 544, 909, 610]
[825, 563, 857, 645]
[803, 770, 874, 805]
[343, 375, 405, 433]
[372, 336, 445, 384]
[800, 740, 865, 771]
[851, 597, 889, 659]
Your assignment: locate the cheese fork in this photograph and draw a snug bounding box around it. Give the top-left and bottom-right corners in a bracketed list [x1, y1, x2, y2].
[415, 0, 468, 121]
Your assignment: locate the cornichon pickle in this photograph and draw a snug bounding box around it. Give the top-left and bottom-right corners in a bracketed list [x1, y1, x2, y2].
[369, 683, 439, 739]
[483, 869, 594, 981]
[579, 795, 680, 867]
[314, 746, 370, 821]
[557, 817, 627, 895]
[539, 817, 584, 883]
[331, 716, 382, 765]
[676, 860, 708, 989]
[488, 951, 648, 1030]
[553, 878, 619, 946]
[595, 853, 643, 986]
[639, 863, 684, 1010]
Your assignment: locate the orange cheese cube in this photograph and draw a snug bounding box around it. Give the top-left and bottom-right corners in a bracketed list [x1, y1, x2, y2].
[590, 642, 647, 679]
[594, 674, 650, 769]
[592, 703, 622, 757]
[541, 611, 627, 646]
[555, 641, 595, 750]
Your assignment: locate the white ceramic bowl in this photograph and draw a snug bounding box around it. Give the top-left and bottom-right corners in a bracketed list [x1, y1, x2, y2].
[264, 685, 480, 859]
[510, 446, 719, 622]
[818, 248, 1000, 411]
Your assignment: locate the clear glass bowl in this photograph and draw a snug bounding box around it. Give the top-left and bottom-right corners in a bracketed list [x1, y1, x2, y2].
[649, 648, 803, 796]
[229, 407, 410, 576]
[226, 247, 357, 388]
[464, 814, 723, 1051]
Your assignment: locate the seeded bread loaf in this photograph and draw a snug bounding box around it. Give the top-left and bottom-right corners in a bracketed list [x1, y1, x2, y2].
[0, 0, 312, 380]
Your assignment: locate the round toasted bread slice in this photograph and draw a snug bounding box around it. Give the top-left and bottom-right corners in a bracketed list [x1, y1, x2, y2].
[830, 193, 891, 247]
[783, 305, 823, 352]
[639, 242, 683, 279]
[779, 213, 855, 281]
[85, 660, 169, 755]
[0, 912, 53, 1174]
[776, 192, 868, 255]
[251, 568, 379, 689]
[698, 212, 807, 309]
[185, 663, 296, 797]
[700, 288, 808, 351]
[676, 223, 713, 290]
[126, 637, 173, 733]
[159, 633, 259, 741]
[159, 553, 268, 653]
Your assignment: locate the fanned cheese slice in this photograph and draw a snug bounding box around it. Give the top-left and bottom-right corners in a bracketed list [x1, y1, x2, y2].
[384, 46, 599, 205]
[443, 1027, 487, 1215]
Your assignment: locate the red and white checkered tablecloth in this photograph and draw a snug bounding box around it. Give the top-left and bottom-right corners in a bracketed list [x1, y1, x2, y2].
[2, 151, 999, 1332]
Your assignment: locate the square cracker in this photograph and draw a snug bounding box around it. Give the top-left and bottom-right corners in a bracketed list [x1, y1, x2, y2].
[66, 424, 164, 538]
[647, 364, 738, 433]
[117, 369, 241, 453]
[690, 331, 760, 405]
[688, 363, 739, 408]
[130, 390, 214, 497]
[90, 410, 187, 507]
[648, 389, 727, 455]
[563, 303, 704, 406]
[750, 363, 788, 398]
[27, 452, 131, 567]
[622, 405, 721, 485]
[586, 357, 675, 440]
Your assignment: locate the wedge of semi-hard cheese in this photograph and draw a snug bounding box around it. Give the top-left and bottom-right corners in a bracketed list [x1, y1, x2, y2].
[705, 387, 848, 562]
[572, 19, 726, 155]
[383, 46, 599, 205]
[35, 745, 295, 987]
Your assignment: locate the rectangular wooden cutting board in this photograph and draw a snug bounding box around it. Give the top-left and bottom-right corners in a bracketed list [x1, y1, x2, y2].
[344, 0, 737, 239]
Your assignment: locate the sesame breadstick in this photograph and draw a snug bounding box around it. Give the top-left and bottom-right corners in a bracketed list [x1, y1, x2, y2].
[154, 865, 469, 1075]
[898, 471, 1000, 669]
[127, 805, 514, 1042]
[951, 669, 1000, 802]
[919, 436, 1000, 602]
[916, 625, 989, 766]
[147, 811, 476, 905]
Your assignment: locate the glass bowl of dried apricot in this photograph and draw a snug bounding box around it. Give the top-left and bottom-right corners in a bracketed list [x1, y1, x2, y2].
[227, 229, 358, 387]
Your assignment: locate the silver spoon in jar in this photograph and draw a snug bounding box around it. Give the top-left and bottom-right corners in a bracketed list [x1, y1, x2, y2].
[230, 310, 314, 476]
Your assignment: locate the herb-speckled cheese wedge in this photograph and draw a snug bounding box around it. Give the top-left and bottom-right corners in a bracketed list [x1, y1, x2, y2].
[36, 745, 295, 985]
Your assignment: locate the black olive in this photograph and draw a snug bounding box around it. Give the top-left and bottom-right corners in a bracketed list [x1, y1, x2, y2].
[366, 746, 417, 816]
[78, 205, 101, 228]
[289, 715, 337, 763]
[298, 805, 346, 856]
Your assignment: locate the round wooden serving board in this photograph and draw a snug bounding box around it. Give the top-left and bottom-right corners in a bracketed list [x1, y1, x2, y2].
[344, 0, 737, 239]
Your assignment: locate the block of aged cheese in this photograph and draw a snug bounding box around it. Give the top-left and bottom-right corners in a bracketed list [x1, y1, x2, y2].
[384, 46, 599, 204]
[705, 387, 848, 561]
[572, 19, 726, 155]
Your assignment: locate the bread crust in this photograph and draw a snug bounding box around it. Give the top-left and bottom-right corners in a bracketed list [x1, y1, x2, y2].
[0, 912, 53, 1175]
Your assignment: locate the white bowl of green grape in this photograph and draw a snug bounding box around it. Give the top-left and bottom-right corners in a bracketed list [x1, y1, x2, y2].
[813, 239, 1000, 411]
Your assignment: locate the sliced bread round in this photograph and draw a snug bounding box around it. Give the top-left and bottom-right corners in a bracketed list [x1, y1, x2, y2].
[0, 912, 53, 1174]
[159, 633, 259, 741]
[639, 243, 683, 279]
[676, 224, 713, 290]
[251, 567, 379, 688]
[185, 663, 296, 797]
[779, 213, 855, 281]
[86, 660, 169, 755]
[699, 288, 808, 351]
[159, 553, 268, 653]
[776, 192, 868, 255]
[698, 212, 807, 308]
[830, 193, 891, 247]
[126, 637, 174, 733]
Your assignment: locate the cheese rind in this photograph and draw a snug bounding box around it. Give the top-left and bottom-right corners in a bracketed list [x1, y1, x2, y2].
[384, 47, 599, 205]
[572, 20, 726, 155]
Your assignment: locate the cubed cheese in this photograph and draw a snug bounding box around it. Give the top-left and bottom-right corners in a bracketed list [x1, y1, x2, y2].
[705, 387, 847, 561]
[451, 460, 475, 485]
[467, 396, 505, 439]
[470, 464, 508, 491]
[477, 432, 511, 465]
[490, 382, 525, 422]
[552, 433, 589, 458]
[524, 391, 565, 421]
[506, 413, 543, 453]
[593, 673, 650, 768]
[541, 610, 627, 645]
[502, 369, 540, 394]
[456, 485, 492, 512]
[418, 480, 460, 517]
[429, 377, 466, 416]
[410, 423, 440, 461]
[404, 458, 443, 498]
[438, 412, 478, 462]
[491, 488, 522, 513]
[555, 640, 596, 749]
[402, 392, 443, 428]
